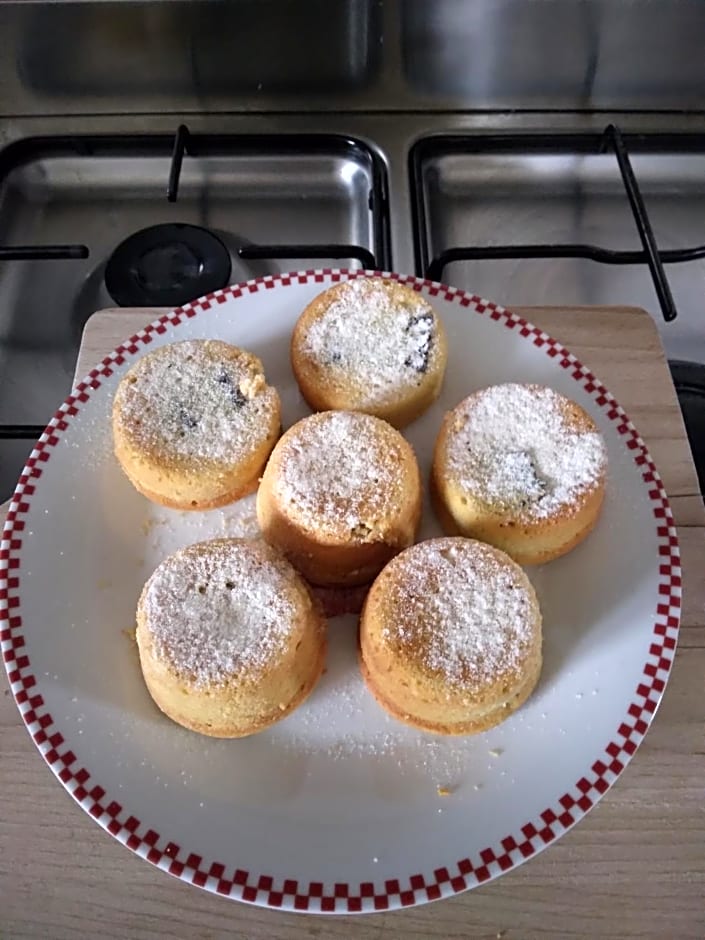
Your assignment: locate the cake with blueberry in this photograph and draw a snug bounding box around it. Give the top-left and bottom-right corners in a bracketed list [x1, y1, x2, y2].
[257, 410, 422, 587]
[290, 278, 447, 428]
[112, 339, 281, 510]
[431, 384, 607, 564]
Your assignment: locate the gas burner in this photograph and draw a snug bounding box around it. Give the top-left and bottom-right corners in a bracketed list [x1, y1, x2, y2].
[104, 223, 232, 307]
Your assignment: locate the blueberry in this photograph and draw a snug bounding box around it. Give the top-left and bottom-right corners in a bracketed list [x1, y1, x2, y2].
[216, 370, 246, 408]
[403, 312, 434, 374]
[179, 408, 198, 430]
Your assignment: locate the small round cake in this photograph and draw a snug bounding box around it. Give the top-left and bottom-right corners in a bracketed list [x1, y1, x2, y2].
[136, 538, 326, 738]
[359, 537, 542, 735]
[431, 384, 607, 565]
[256, 410, 422, 587]
[113, 339, 281, 510]
[290, 278, 448, 428]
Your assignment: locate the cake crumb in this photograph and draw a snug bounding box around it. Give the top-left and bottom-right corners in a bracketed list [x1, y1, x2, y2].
[489, 748, 503, 758]
[122, 626, 137, 644]
[437, 785, 453, 797]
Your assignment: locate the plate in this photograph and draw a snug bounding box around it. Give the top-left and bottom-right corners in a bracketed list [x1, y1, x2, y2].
[0, 270, 681, 913]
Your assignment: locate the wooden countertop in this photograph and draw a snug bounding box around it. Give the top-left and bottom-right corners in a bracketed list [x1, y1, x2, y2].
[2, 305, 704, 939]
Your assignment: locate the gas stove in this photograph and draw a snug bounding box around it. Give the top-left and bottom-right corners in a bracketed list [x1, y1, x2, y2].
[3, 115, 705, 501]
[2, 1, 705, 502]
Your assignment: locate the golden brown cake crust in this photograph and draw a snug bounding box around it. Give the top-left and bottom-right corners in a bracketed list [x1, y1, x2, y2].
[118, 466, 261, 511]
[291, 278, 448, 428]
[359, 653, 541, 735]
[256, 411, 422, 586]
[113, 339, 281, 510]
[431, 384, 607, 564]
[359, 537, 542, 736]
[136, 538, 326, 738]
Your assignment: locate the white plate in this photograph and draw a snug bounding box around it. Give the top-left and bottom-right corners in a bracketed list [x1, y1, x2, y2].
[1, 271, 681, 914]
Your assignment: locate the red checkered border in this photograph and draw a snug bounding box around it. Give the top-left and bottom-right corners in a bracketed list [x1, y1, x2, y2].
[0, 269, 681, 913]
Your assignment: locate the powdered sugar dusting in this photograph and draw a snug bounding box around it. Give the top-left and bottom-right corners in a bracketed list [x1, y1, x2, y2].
[381, 539, 538, 689]
[446, 384, 606, 518]
[266, 615, 479, 785]
[141, 539, 298, 687]
[302, 279, 440, 405]
[275, 411, 413, 533]
[115, 339, 278, 463]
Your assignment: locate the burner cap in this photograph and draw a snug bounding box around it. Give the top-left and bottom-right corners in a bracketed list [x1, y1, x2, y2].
[105, 223, 232, 307]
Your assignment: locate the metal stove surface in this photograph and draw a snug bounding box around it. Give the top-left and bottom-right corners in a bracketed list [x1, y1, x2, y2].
[412, 137, 705, 365]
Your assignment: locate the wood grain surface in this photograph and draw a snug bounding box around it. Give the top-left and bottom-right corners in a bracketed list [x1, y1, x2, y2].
[1, 305, 704, 939]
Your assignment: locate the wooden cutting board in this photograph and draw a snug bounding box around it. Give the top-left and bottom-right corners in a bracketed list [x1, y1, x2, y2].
[2, 304, 704, 939]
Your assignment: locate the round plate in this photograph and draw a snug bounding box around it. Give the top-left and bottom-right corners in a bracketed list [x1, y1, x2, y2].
[0, 270, 681, 914]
